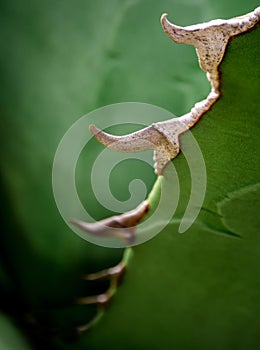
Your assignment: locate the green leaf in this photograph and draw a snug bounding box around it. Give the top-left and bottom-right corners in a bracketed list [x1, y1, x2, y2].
[0, 313, 32, 350]
[77, 20, 260, 350]
[0, 1, 259, 349]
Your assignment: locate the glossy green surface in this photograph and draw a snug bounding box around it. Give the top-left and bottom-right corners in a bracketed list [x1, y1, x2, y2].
[82, 25, 260, 350]
[0, 1, 259, 349]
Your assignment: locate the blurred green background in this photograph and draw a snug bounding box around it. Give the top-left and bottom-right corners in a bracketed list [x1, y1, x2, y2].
[0, 0, 259, 349]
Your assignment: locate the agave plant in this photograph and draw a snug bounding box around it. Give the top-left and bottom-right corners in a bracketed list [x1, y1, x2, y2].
[0, 1, 259, 349]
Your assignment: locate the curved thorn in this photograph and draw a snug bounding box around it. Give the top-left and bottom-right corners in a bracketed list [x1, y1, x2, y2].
[162, 8, 260, 74]
[161, 13, 193, 44]
[90, 122, 184, 174]
[71, 200, 149, 245]
[89, 124, 163, 153]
